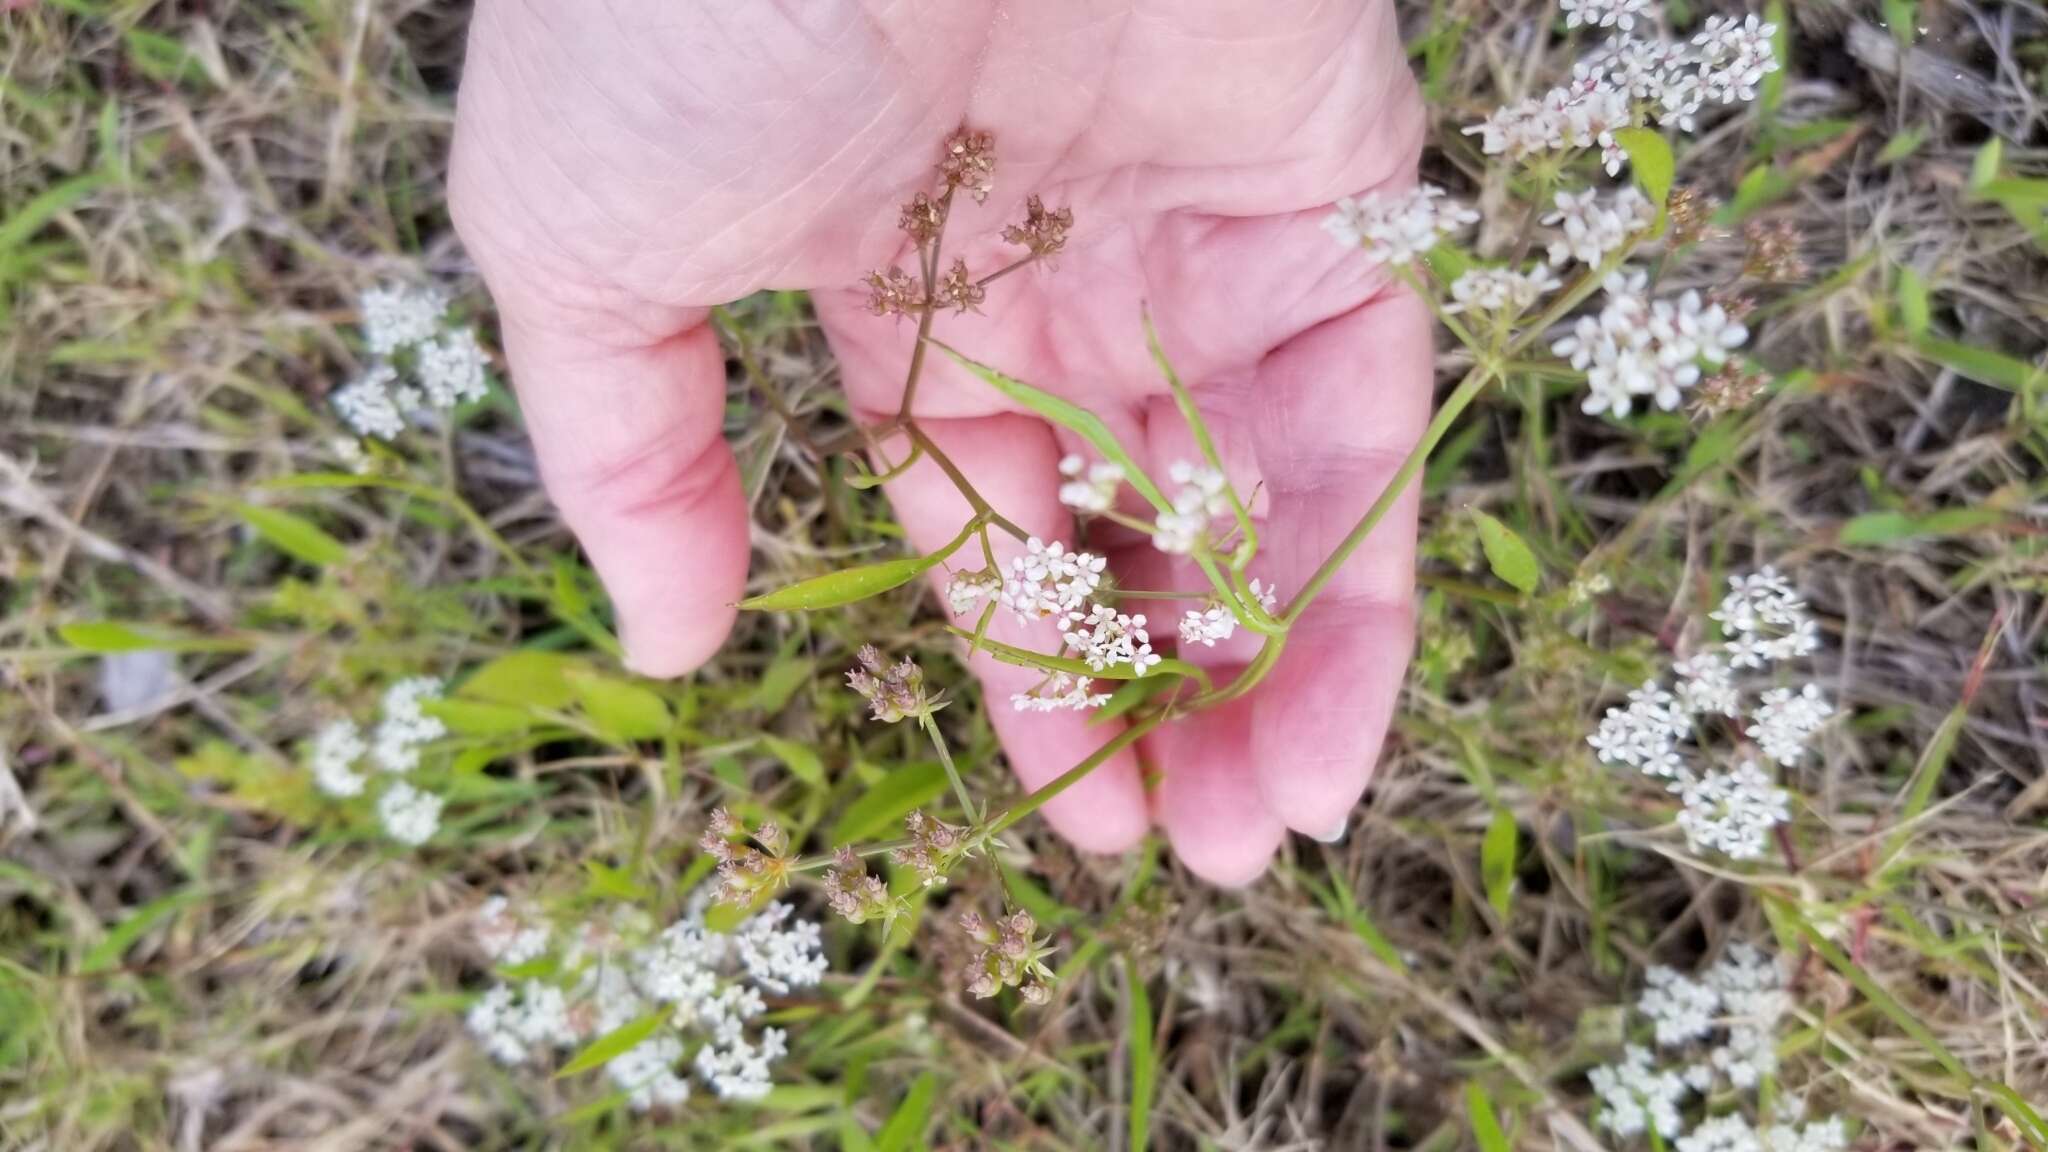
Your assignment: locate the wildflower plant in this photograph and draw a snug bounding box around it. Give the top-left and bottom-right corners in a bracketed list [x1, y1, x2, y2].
[303, 676, 452, 847]
[1586, 943, 1849, 1152]
[719, 0, 1794, 1007]
[1588, 568, 1833, 860]
[330, 281, 493, 464]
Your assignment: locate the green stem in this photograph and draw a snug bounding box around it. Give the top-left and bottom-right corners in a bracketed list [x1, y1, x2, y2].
[1280, 360, 1500, 626]
[907, 423, 1026, 540]
[920, 712, 981, 823]
[988, 715, 1162, 836]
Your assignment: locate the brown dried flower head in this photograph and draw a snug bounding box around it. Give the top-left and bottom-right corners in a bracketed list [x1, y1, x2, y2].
[1002, 195, 1074, 260]
[863, 266, 924, 318]
[1664, 186, 1725, 248]
[931, 258, 986, 315]
[847, 645, 934, 723]
[939, 128, 996, 203]
[959, 905, 1056, 1004]
[823, 846, 897, 926]
[700, 806, 794, 905]
[1743, 219, 1808, 284]
[890, 809, 971, 887]
[899, 192, 947, 245]
[1691, 364, 1771, 419]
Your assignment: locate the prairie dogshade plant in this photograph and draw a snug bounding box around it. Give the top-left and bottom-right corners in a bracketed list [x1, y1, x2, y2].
[708, 3, 1795, 991]
[302, 0, 1828, 1114]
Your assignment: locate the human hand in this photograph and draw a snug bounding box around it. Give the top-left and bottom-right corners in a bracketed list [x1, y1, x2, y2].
[450, 0, 1431, 884]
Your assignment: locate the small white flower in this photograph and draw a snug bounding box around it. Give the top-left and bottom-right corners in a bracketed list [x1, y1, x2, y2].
[371, 676, 447, 774]
[1674, 651, 1739, 716]
[1588, 1044, 1690, 1139]
[732, 901, 828, 994]
[1678, 1113, 1764, 1152]
[332, 363, 407, 441]
[1588, 680, 1688, 777]
[476, 896, 552, 966]
[945, 570, 1001, 617]
[1695, 14, 1780, 106]
[1561, 0, 1651, 31]
[1002, 537, 1106, 624]
[1153, 460, 1233, 556]
[1323, 184, 1478, 266]
[359, 283, 448, 357]
[1714, 567, 1819, 668]
[608, 1035, 691, 1111]
[1060, 603, 1162, 674]
[1056, 454, 1125, 514]
[377, 780, 443, 845]
[415, 327, 490, 408]
[1639, 965, 1720, 1047]
[1674, 759, 1788, 860]
[329, 436, 370, 475]
[1011, 672, 1112, 712]
[1544, 187, 1655, 268]
[307, 718, 368, 797]
[1746, 684, 1832, 766]
[1447, 265, 1562, 315]
[1650, 290, 1750, 367]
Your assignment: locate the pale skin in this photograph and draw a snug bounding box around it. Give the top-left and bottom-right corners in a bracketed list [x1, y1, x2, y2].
[450, 0, 1435, 885]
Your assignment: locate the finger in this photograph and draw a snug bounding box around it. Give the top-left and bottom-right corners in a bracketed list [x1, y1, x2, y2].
[1246, 288, 1433, 838]
[498, 315, 750, 677]
[871, 412, 1151, 855]
[1145, 695, 1283, 887]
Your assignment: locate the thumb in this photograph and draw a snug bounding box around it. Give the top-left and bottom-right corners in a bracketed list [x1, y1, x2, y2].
[500, 314, 750, 677]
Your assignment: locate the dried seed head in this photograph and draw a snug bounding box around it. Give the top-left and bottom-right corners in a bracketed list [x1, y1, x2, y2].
[939, 129, 996, 203]
[898, 192, 947, 245]
[1664, 186, 1725, 247]
[1691, 364, 1771, 419]
[846, 648, 932, 723]
[823, 847, 895, 926]
[1002, 195, 1074, 259]
[957, 901, 1058, 1003]
[863, 267, 924, 317]
[931, 258, 985, 315]
[1742, 219, 1808, 283]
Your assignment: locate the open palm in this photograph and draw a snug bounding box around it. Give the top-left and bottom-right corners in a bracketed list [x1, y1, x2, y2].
[451, 0, 1433, 884]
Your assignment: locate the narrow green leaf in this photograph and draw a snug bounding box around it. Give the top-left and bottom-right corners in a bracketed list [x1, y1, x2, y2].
[461, 651, 583, 710]
[555, 1010, 668, 1079]
[740, 553, 937, 612]
[760, 734, 825, 785]
[831, 761, 948, 844]
[1465, 1081, 1511, 1152]
[1838, 506, 2005, 547]
[1126, 958, 1158, 1152]
[80, 888, 207, 974]
[1969, 138, 2005, 190]
[1912, 336, 2041, 392]
[876, 1072, 937, 1152]
[569, 670, 671, 743]
[1614, 128, 1674, 214]
[56, 621, 244, 654]
[424, 699, 535, 735]
[936, 342, 1168, 512]
[1895, 265, 1930, 339]
[1471, 509, 1540, 594]
[1090, 674, 1176, 726]
[583, 860, 650, 902]
[235, 504, 348, 567]
[1481, 809, 1518, 920]
[0, 169, 110, 258]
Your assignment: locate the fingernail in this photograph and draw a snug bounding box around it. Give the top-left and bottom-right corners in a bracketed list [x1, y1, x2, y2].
[1310, 818, 1348, 844]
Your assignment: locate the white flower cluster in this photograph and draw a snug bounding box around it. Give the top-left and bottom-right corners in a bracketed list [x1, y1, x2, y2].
[465, 895, 827, 1110]
[1322, 184, 1480, 267]
[1447, 265, 1563, 316]
[1544, 187, 1656, 268]
[333, 282, 490, 442]
[944, 569, 1001, 617]
[1011, 671, 1113, 713]
[303, 677, 451, 845]
[1002, 536, 1106, 623]
[1179, 579, 1278, 648]
[1590, 944, 1844, 1149]
[1060, 603, 1161, 674]
[1588, 568, 1830, 859]
[1056, 454, 1124, 514]
[1154, 460, 1231, 556]
[1556, 272, 1749, 417]
[1466, 10, 1779, 171]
